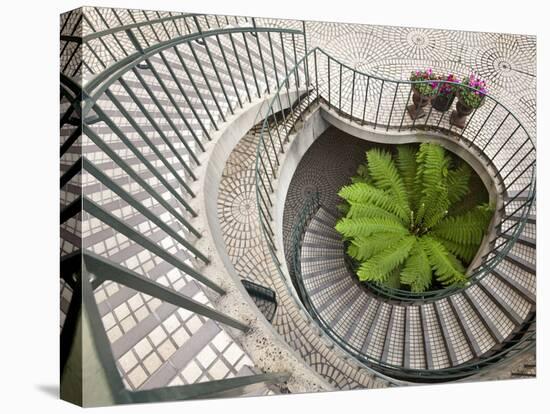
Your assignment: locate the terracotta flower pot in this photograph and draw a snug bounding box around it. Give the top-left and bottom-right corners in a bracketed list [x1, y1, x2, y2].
[407, 88, 432, 120]
[450, 98, 477, 128]
[432, 93, 455, 112]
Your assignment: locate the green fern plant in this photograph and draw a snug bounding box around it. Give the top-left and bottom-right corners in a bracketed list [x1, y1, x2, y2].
[335, 143, 493, 293]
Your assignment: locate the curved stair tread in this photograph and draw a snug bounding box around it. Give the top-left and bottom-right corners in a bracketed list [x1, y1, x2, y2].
[297, 205, 537, 373]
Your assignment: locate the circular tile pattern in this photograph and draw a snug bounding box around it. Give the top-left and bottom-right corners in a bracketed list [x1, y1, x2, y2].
[375, 26, 456, 61]
[232, 193, 256, 224]
[306, 21, 365, 47]
[447, 30, 502, 47]
[473, 40, 536, 93]
[324, 31, 389, 72]
[406, 29, 430, 49]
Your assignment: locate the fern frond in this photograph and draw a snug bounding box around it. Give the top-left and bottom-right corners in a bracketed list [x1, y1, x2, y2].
[419, 236, 467, 286]
[347, 243, 359, 258]
[433, 236, 479, 263]
[366, 148, 411, 222]
[431, 204, 493, 245]
[338, 183, 409, 223]
[335, 216, 407, 239]
[357, 236, 415, 282]
[422, 183, 451, 229]
[417, 143, 451, 190]
[415, 143, 452, 229]
[337, 142, 488, 292]
[396, 145, 418, 210]
[386, 266, 403, 289]
[347, 201, 400, 221]
[350, 232, 406, 261]
[400, 239, 432, 292]
[447, 162, 472, 204]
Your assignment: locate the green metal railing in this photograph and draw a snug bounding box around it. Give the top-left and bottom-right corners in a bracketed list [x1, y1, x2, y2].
[288, 193, 535, 381]
[255, 47, 535, 300]
[60, 251, 289, 405]
[60, 22, 306, 403]
[254, 47, 535, 380]
[314, 48, 535, 301]
[241, 279, 278, 322]
[60, 9, 259, 82]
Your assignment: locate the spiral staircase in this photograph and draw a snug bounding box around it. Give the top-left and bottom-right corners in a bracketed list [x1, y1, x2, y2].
[59, 6, 536, 406]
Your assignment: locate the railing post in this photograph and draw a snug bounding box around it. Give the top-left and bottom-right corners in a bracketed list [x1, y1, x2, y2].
[215, 34, 243, 109]
[362, 76, 370, 126]
[241, 32, 261, 98]
[387, 82, 399, 131]
[374, 80, 384, 129]
[338, 64, 343, 115]
[350, 71, 356, 121]
[327, 55, 331, 110]
[314, 49, 319, 97]
[228, 33, 252, 103]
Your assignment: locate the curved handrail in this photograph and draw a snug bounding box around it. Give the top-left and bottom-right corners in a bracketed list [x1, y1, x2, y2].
[312, 48, 536, 300]
[61, 23, 305, 401]
[254, 46, 535, 380]
[60, 11, 255, 81]
[255, 46, 535, 302]
[74, 26, 304, 117]
[290, 193, 535, 380]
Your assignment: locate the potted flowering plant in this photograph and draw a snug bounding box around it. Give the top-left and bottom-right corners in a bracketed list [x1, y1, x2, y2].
[407, 68, 438, 119]
[432, 73, 460, 112]
[451, 74, 488, 128]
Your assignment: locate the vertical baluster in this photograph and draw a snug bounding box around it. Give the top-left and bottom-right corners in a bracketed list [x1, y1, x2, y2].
[350, 71, 356, 121]
[266, 123, 280, 167]
[260, 133, 277, 179]
[144, 59, 210, 145]
[291, 33, 299, 88]
[327, 55, 331, 110]
[271, 106, 285, 156]
[489, 124, 521, 163]
[338, 64, 343, 115]
[215, 34, 243, 109]
[228, 33, 252, 103]
[277, 32, 291, 142]
[253, 19, 270, 94]
[314, 49, 319, 97]
[374, 80, 384, 129]
[116, 78, 197, 181]
[399, 84, 412, 132]
[190, 40, 235, 115]
[265, 33, 281, 104]
[297, 69, 305, 123]
[361, 77, 370, 126]
[482, 113, 511, 152]
[159, 52, 215, 137]
[132, 66, 206, 153]
[469, 102, 497, 148]
[387, 82, 399, 131]
[241, 32, 261, 98]
[174, 45, 225, 124]
[181, 15, 194, 34]
[461, 105, 481, 136]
